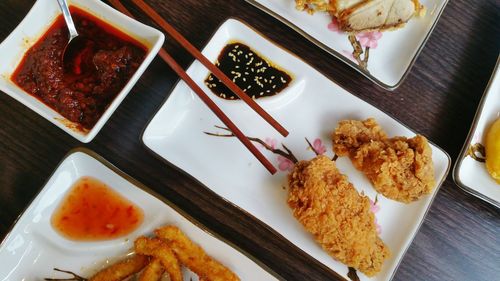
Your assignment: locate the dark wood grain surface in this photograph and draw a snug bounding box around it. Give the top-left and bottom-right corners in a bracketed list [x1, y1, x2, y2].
[1, 0, 499, 280]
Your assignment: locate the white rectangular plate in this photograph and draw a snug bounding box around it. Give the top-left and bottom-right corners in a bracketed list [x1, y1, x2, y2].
[0, 148, 278, 281]
[142, 18, 451, 281]
[454, 56, 500, 208]
[245, 0, 448, 89]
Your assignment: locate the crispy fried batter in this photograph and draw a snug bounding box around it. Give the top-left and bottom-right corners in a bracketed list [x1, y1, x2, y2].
[89, 255, 149, 281]
[332, 118, 435, 203]
[155, 226, 240, 281]
[139, 258, 165, 281]
[295, 0, 334, 14]
[288, 155, 390, 276]
[134, 237, 182, 281]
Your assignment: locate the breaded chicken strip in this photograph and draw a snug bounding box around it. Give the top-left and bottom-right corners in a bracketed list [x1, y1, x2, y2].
[332, 118, 435, 203]
[288, 155, 390, 276]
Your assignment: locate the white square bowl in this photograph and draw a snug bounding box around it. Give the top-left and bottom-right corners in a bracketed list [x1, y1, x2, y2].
[0, 0, 164, 143]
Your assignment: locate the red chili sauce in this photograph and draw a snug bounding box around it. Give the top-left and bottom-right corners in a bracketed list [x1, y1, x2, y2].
[11, 6, 147, 130]
[51, 176, 144, 241]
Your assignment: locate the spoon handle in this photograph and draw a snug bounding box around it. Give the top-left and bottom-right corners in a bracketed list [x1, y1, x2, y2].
[56, 0, 79, 40]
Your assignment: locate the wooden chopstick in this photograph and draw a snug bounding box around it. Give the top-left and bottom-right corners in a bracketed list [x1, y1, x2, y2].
[129, 0, 289, 138]
[108, 0, 277, 174]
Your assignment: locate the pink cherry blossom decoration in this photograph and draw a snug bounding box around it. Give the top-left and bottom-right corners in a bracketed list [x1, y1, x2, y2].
[370, 198, 382, 234]
[327, 18, 342, 34]
[312, 138, 327, 155]
[277, 155, 294, 172]
[356, 32, 383, 49]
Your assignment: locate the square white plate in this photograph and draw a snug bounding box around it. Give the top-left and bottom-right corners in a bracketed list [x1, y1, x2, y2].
[0, 148, 278, 281]
[0, 0, 164, 142]
[142, 18, 451, 281]
[454, 56, 500, 208]
[245, 0, 448, 89]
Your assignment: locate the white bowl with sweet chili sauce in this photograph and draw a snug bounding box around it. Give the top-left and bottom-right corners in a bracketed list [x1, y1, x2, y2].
[0, 0, 164, 142]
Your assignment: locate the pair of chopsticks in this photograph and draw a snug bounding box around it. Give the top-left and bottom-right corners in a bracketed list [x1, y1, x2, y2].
[108, 0, 287, 174]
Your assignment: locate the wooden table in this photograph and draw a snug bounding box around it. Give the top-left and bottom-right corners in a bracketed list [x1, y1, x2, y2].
[1, 0, 499, 280]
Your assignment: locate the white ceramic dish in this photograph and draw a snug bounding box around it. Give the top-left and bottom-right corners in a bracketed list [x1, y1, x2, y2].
[245, 0, 448, 89]
[0, 148, 279, 281]
[454, 56, 500, 208]
[142, 18, 451, 281]
[0, 0, 164, 143]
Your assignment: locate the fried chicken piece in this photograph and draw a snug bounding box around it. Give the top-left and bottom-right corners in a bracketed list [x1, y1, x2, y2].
[288, 155, 390, 277]
[332, 118, 436, 203]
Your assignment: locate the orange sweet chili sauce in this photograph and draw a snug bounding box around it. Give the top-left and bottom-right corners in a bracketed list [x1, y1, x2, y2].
[51, 176, 144, 241]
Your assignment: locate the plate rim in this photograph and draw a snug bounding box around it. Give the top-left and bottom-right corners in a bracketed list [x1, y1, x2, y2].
[452, 55, 500, 209]
[141, 16, 452, 280]
[0, 147, 283, 281]
[244, 0, 450, 90]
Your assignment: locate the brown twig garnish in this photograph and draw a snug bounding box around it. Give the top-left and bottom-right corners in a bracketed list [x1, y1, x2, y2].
[467, 143, 486, 162]
[347, 267, 361, 281]
[305, 137, 320, 156]
[348, 34, 370, 71]
[44, 268, 87, 281]
[204, 126, 298, 163]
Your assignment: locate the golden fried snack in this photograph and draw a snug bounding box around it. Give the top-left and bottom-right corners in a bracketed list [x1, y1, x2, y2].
[134, 237, 182, 281]
[155, 226, 240, 281]
[139, 258, 165, 281]
[89, 255, 149, 281]
[288, 155, 390, 276]
[333, 118, 436, 203]
[295, 0, 333, 14]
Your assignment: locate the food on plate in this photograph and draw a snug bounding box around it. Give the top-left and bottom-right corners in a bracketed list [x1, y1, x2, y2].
[205, 42, 292, 100]
[51, 176, 144, 241]
[287, 155, 390, 276]
[294, 0, 333, 14]
[332, 118, 435, 203]
[139, 258, 165, 281]
[155, 225, 240, 281]
[485, 117, 500, 184]
[89, 255, 149, 281]
[135, 237, 183, 281]
[46, 225, 239, 281]
[295, 0, 425, 32]
[11, 6, 146, 131]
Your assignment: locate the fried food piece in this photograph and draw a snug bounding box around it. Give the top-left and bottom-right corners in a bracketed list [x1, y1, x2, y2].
[485, 117, 500, 184]
[295, 0, 333, 14]
[295, 0, 425, 32]
[288, 155, 390, 276]
[333, 0, 425, 32]
[89, 255, 149, 281]
[134, 237, 182, 281]
[155, 226, 240, 281]
[139, 258, 165, 281]
[332, 118, 435, 203]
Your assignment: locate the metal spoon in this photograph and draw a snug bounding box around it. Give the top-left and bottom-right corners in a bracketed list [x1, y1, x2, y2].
[56, 0, 88, 74]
